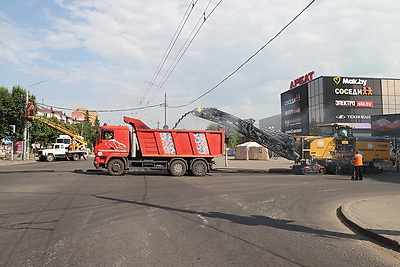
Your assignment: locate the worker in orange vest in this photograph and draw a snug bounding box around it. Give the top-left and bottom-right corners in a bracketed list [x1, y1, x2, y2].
[352, 150, 363, 180]
[70, 140, 77, 151]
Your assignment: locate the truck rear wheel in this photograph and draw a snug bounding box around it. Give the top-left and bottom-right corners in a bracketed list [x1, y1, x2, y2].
[107, 158, 125, 176]
[191, 160, 208, 176]
[169, 160, 187, 176]
[46, 154, 55, 162]
[72, 153, 80, 161]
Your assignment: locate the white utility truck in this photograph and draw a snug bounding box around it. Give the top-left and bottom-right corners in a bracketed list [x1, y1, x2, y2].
[37, 135, 88, 162]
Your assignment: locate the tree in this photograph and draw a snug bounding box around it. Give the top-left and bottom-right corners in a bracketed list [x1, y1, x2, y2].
[205, 123, 242, 148]
[0, 85, 101, 151]
[227, 131, 242, 148]
[30, 117, 65, 146]
[0, 86, 35, 141]
[206, 123, 221, 131]
[0, 87, 12, 137]
[81, 110, 100, 149]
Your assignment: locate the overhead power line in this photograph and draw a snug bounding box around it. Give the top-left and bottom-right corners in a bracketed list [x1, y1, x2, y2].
[135, 0, 199, 115]
[37, 0, 316, 114]
[169, 0, 316, 108]
[144, 0, 223, 110]
[38, 102, 163, 113]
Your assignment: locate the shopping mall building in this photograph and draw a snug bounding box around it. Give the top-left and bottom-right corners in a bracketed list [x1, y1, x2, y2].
[279, 74, 400, 136]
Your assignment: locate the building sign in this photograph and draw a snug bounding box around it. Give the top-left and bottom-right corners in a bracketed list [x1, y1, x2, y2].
[281, 84, 309, 134]
[290, 71, 315, 89]
[336, 114, 371, 120]
[334, 87, 373, 95]
[284, 94, 301, 106]
[284, 107, 301, 116]
[324, 76, 383, 128]
[356, 101, 373, 108]
[334, 100, 374, 107]
[333, 76, 367, 86]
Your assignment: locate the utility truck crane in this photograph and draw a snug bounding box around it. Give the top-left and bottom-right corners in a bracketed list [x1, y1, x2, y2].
[25, 102, 88, 161]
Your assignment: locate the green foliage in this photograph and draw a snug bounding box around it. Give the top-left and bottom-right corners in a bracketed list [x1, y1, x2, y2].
[0, 87, 12, 136]
[81, 110, 100, 149]
[206, 123, 221, 131]
[0, 85, 100, 149]
[205, 123, 242, 148]
[30, 117, 64, 146]
[227, 131, 242, 148]
[0, 86, 35, 140]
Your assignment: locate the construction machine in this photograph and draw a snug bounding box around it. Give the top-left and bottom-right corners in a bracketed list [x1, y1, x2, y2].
[25, 102, 87, 149]
[181, 107, 390, 174]
[25, 102, 89, 161]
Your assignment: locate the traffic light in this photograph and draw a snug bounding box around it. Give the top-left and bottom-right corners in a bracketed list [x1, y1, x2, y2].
[8, 125, 16, 138]
[10, 125, 15, 134]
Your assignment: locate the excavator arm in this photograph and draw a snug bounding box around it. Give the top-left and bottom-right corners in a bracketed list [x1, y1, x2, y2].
[190, 107, 300, 161]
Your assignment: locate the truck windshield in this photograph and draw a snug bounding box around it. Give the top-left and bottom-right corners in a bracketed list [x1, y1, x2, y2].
[56, 138, 71, 144]
[318, 126, 334, 136]
[102, 130, 114, 140]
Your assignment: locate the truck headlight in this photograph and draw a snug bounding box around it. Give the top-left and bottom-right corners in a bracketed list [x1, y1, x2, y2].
[98, 151, 103, 156]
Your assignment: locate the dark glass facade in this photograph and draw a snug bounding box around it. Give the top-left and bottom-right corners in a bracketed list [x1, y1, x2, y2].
[281, 76, 400, 136]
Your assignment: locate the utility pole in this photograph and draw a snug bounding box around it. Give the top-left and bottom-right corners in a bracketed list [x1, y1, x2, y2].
[164, 91, 167, 127]
[22, 92, 28, 160]
[23, 78, 49, 160]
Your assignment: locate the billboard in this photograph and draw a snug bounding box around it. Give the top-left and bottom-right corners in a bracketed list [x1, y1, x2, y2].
[281, 84, 309, 135]
[323, 76, 383, 129]
[371, 114, 400, 136]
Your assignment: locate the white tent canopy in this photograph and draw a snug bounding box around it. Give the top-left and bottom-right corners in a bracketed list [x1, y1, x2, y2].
[235, 142, 269, 160]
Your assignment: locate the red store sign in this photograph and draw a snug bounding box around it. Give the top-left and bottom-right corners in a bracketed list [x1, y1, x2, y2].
[290, 71, 315, 89]
[356, 101, 373, 108]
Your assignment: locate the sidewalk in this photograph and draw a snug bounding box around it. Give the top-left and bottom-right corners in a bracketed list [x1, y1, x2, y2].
[338, 196, 400, 252]
[214, 156, 293, 173]
[0, 155, 399, 252]
[0, 157, 36, 166]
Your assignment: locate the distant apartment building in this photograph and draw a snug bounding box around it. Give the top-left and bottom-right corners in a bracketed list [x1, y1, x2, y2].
[71, 108, 98, 125]
[38, 106, 76, 124]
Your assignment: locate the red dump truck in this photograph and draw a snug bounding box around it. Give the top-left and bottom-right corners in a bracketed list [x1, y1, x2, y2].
[93, 116, 225, 176]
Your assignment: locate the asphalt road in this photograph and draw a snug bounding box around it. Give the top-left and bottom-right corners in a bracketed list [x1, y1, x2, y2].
[0, 160, 399, 266]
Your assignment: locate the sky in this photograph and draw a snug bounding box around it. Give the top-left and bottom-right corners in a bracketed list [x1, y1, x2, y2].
[1, 0, 399, 130]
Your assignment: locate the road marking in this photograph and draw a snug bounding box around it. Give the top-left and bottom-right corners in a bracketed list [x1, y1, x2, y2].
[260, 199, 275, 203]
[323, 188, 342, 192]
[197, 214, 209, 227]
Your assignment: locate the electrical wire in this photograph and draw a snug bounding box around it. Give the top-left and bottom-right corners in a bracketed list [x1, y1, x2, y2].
[169, 0, 316, 108]
[135, 0, 199, 115]
[147, 0, 223, 105]
[146, 0, 211, 105]
[36, 0, 316, 115]
[38, 102, 163, 113]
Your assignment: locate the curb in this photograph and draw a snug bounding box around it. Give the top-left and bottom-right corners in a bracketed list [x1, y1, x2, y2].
[214, 168, 292, 174]
[0, 169, 56, 174]
[337, 204, 400, 252]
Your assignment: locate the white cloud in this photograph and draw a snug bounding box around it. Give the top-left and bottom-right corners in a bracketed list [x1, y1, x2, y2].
[1, 0, 399, 129]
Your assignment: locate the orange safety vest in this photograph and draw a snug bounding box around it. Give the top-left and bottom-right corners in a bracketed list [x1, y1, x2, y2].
[353, 153, 363, 166]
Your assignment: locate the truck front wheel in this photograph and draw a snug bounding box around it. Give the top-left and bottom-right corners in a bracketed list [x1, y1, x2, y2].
[191, 160, 208, 176]
[169, 160, 187, 176]
[107, 158, 125, 176]
[46, 154, 55, 162]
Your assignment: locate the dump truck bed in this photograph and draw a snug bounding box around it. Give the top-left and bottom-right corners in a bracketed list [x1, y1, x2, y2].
[124, 116, 224, 157]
